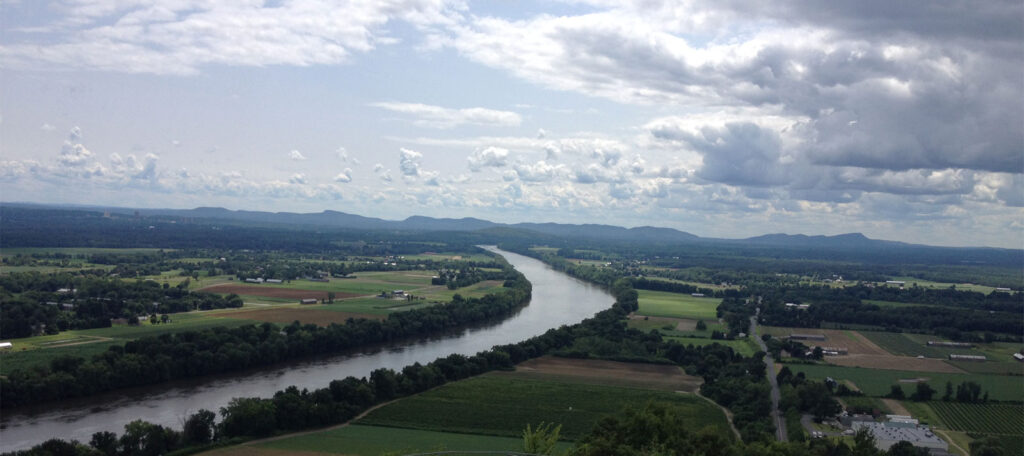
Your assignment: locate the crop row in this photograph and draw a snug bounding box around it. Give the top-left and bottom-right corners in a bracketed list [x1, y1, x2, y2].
[929, 402, 1023, 435]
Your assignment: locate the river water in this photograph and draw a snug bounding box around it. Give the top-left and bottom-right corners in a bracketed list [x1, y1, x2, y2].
[0, 247, 614, 452]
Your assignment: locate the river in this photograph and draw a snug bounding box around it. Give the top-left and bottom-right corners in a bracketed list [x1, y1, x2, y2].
[0, 247, 615, 452]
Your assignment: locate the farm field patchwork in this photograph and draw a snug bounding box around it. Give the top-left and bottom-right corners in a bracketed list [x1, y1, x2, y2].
[493, 356, 703, 392]
[635, 290, 721, 320]
[785, 364, 1024, 401]
[356, 374, 734, 441]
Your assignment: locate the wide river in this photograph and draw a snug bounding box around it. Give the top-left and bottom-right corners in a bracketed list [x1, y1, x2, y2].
[0, 247, 615, 452]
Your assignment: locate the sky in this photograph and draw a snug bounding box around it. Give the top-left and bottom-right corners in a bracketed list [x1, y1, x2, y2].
[0, 1, 1022, 248]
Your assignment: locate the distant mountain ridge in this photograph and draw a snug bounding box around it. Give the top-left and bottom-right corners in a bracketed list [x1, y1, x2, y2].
[0, 202, 1002, 251]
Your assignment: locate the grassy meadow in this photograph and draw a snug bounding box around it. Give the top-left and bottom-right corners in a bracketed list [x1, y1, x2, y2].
[635, 290, 721, 320]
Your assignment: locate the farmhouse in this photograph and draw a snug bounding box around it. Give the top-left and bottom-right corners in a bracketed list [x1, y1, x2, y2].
[1013, 353, 1024, 362]
[245, 278, 264, 284]
[948, 354, 986, 361]
[300, 298, 318, 305]
[994, 287, 1011, 292]
[885, 280, 906, 285]
[0, 342, 12, 350]
[927, 341, 973, 348]
[265, 279, 283, 284]
[789, 333, 827, 341]
[851, 421, 948, 453]
[393, 290, 406, 297]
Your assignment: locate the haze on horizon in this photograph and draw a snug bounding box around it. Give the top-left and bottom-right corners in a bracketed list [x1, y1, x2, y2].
[1, 1, 1022, 249]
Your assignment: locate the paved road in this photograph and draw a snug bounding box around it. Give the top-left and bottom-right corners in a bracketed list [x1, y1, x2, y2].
[751, 312, 788, 442]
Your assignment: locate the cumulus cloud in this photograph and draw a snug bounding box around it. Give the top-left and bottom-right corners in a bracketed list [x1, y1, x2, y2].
[334, 168, 353, 183]
[513, 160, 563, 182]
[40, 123, 56, 131]
[468, 146, 509, 171]
[289, 150, 307, 161]
[399, 148, 423, 176]
[371, 102, 522, 128]
[289, 173, 307, 185]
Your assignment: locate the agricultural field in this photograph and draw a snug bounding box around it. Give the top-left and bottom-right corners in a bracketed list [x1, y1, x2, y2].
[880, 277, 999, 294]
[356, 374, 734, 441]
[216, 307, 384, 326]
[785, 364, 1024, 401]
[862, 331, 1024, 375]
[240, 425, 554, 456]
[627, 315, 726, 337]
[0, 311, 254, 373]
[928, 401, 1024, 435]
[635, 289, 721, 320]
[836, 396, 892, 414]
[493, 356, 703, 392]
[762, 327, 963, 372]
[665, 336, 759, 357]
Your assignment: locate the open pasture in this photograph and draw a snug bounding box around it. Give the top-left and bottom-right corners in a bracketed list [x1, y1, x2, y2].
[785, 364, 1023, 401]
[635, 289, 720, 320]
[880, 277, 999, 294]
[199, 283, 357, 301]
[356, 374, 734, 441]
[218, 307, 383, 325]
[929, 401, 1023, 435]
[665, 336, 759, 357]
[244, 425, 550, 456]
[494, 356, 703, 392]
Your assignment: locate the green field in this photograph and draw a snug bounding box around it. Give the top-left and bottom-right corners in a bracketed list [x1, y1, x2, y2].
[882, 277, 999, 294]
[255, 424, 554, 455]
[0, 247, 169, 257]
[861, 331, 985, 358]
[837, 396, 891, 414]
[665, 336, 759, 357]
[627, 317, 726, 337]
[636, 290, 721, 320]
[0, 311, 254, 374]
[785, 364, 1024, 401]
[929, 401, 1024, 435]
[357, 374, 734, 441]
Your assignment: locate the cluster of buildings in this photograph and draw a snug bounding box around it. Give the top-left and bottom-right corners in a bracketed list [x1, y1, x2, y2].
[833, 414, 950, 455]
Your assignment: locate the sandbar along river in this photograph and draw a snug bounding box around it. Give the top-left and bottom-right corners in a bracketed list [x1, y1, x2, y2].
[0, 246, 614, 451]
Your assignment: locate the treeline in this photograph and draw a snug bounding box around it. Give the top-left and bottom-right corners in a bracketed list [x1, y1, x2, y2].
[629, 277, 743, 299]
[0, 270, 531, 408]
[756, 283, 1022, 313]
[0, 274, 243, 338]
[760, 299, 1022, 340]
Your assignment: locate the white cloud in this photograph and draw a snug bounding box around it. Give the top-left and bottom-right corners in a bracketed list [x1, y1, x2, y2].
[371, 102, 522, 128]
[40, 123, 56, 131]
[289, 150, 307, 161]
[468, 146, 509, 171]
[513, 160, 563, 182]
[289, 173, 307, 185]
[399, 147, 422, 176]
[334, 168, 353, 183]
[0, 1, 465, 75]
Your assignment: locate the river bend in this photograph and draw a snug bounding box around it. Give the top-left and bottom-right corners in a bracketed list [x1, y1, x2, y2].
[0, 247, 614, 451]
